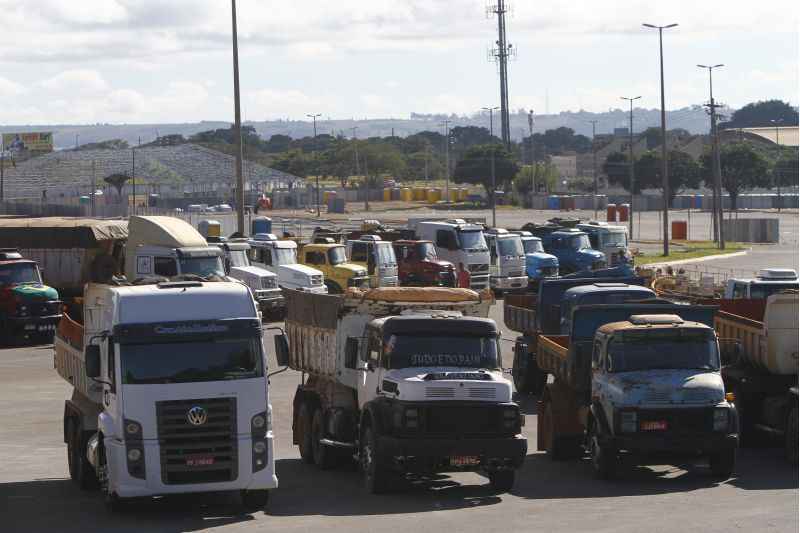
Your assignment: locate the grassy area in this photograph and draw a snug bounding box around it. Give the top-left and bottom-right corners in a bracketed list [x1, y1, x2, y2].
[634, 241, 747, 266]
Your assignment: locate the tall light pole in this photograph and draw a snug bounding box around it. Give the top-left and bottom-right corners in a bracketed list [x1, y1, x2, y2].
[482, 106, 500, 227]
[588, 119, 599, 219]
[441, 119, 451, 203]
[351, 127, 366, 211]
[621, 96, 641, 237]
[231, 0, 245, 236]
[698, 64, 725, 248]
[307, 113, 322, 217]
[528, 109, 535, 202]
[771, 118, 784, 212]
[643, 22, 678, 256]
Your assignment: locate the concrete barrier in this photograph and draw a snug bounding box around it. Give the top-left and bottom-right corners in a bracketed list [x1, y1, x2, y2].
[722, 218, 779, 243]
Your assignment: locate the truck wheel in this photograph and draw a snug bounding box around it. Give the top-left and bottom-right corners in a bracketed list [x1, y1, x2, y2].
[297, 403, 315, 464]
[512, 344, 530, 394]
[488, 469, 515, 493]
[312, 409, 337, 470]
[589, 423, 617, 480]
[529, 364, 547, 397]
[786, 405, 798, 465]
[733, 385, 758, 447]
[709, 447, 736, 478]
[542, 401, 565, 460]
[241, 489, 269, 512]
[70, 425, 98, 490]
[66, 419, 79, 482]
[325, 281, 342, 294]
[361, 425, 392, 494]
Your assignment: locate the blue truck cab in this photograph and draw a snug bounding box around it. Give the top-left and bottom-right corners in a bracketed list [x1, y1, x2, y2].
[511, 231, 559, 283]
[577, 222, 632, 268]
[541, 228, 606, 275]
[559, 283, 656, 334]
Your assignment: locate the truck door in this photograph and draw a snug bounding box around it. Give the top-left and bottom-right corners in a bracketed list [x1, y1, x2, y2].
[357, 329, 384, 409]
[100, 338, 120, 425]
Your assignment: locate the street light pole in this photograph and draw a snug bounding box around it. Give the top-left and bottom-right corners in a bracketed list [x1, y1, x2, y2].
[588, 119, 598, 219]
[621, 96, 641, 237]
[441, 119, 451, 204]
[771, 118, 784, 212]
[528, 110, 535, 202]
[307, 113, 322, 217]
[644, 22, 678, 256]
[482, 106, 500, 227]
[698, 64, 725, 248]
[231, 0, 246, 236]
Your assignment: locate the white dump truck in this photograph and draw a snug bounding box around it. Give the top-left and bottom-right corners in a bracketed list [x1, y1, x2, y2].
[277, 287, 527, 494]
[248, 234, 327, 293]
[54, 280, 278, 511]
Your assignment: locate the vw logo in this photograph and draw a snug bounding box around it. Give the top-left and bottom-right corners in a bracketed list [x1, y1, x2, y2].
[187, 406, 208, 426]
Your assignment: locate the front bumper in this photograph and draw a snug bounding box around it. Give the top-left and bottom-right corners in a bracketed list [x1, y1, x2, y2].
[491, 275, 529, 290]
[609, 432, 739, 455]
[6, 314, 62, 335]
[254, 290, 285, 311]
[377, 434, 527, 472]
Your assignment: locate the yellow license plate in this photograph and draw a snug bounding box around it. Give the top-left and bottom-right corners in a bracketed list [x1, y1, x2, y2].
[450, 456, 480, 466]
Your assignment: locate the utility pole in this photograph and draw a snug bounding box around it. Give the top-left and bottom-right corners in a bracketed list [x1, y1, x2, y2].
[588, 119, 599, 219]
[131, 147, 136, 216]
[307, 113, 322, 217]
[91, 159, 96, 217]
[75, 134, 79, 149]
[441, 120, 451, 203]
[482, 107, 500, 227]
[0, 136, 5, 202]
[699, 64, 725, 248]
[488, 0, 514, 149]
[771, 118, 784, 213]
[231, 0, 245, 235]
[528, 110, 535, 202]
[621, 96, 641, 236]
[351, 127, 367, 211]
[644, 22, 678, 256]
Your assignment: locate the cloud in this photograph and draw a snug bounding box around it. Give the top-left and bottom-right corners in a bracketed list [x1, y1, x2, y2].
[246, 88, 327, 119]
[0, 76, 25, 97]
[39, 69, 108, 93]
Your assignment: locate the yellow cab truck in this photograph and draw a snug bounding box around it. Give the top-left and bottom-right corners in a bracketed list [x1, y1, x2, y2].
[299, 242, 370, 294]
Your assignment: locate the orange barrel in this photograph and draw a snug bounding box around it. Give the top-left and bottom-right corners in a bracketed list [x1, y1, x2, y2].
[412, 187, 424, 201]
[449, 189, 458, 202]
[322, 191, 330, 204]
[617, 203, 629, 222]
[672, 220, 687, 240]
[427, 188, 441, 202]
[459, 188, 469, 201]
[391, 187, 401, 201]
[607, 203, 617, 222]
[400, 188, 413, 202]
[383, 188, 391, 202]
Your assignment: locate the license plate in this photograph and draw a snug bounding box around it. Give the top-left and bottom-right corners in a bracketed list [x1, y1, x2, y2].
[24, 325, 36, 331]
[37, 325, 52, 332]
[186, 455, 215, 467]
[641, 420, 668, 431]
[450, 456, 480, 467]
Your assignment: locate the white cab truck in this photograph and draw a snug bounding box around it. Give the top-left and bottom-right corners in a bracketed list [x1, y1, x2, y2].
[214, 240, 285, 318]
[345, 235, 400, 287]
[54, 280, 278, 511]
[278, 287, 527, 493]
[248, 233, 327, 293]
[724, 269, 799, 299]
[411, 219, 491, 291]
[484, 229, 529, 293]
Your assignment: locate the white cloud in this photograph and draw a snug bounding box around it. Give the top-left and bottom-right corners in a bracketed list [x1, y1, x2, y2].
[246, 88, 327, 119]
[38, 0, 129, 25]
[39, 69, 108, 93]
[0, 76, 25, 97]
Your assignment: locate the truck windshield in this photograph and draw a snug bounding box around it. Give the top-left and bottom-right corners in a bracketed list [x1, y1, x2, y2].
[0, 263, 41, 286]
[385, 334, 499, 369]
[522, 239, 544, 254]
[375, 243, 396, 265]
[608, 329, 719, 372]
[457, 229, 488, 252]
[750, 282, 799, 299]
[568, 235, 592, 250]
[179, 256, 225, 278]
[228, 250, 249, 268]
[603, 232, 627, 246]
[274, 248, 297, 265]
[417, 242, 438, 260]
[328, 247, 347, 265]
[498, 237, 524, 256]
[121, 337, 264, 384]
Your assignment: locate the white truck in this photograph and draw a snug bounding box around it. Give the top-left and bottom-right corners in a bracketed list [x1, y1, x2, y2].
[411, 219, 491, 291]
[54, 280, 278, 511]
[213, 240, 285, 318]
[248, 234, 327, 293]
[345, 235, 400, 288]
[724, 269, 799, 299]
[278, 287, 527, 494]
[484, 229, 529, 293]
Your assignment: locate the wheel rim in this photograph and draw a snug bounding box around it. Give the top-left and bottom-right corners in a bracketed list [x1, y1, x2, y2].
[591, 435, 602, 471]
[362, 431, 374, 481]
[312, 413, 323, 463]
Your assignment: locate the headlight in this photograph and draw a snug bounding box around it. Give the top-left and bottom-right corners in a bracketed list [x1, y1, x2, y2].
[252, 415, 266, 429]
[503, 407, 520, 430]
[405, 408, 419, 429]
[252, 411, 268, 438]
[253, 441, 267, 454]
[713, 408, 729, 432]
[127, 448, 142, 462]
[125, 420, 142, 437]
[620, 410, 638, 433]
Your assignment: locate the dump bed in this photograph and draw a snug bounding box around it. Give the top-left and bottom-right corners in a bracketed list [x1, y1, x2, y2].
[285, 287, 494, 377]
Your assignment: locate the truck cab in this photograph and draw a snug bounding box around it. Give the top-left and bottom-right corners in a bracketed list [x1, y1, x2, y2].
[0, 248, 62, 343]
[510, 231, 559, 283]
[248, 234, 327, 293]
[299, 243, 369, 294]
[392, 240, 456, 287]
[577, 222, 632, 268]
[345, 235, 399, 288]
[587, 314, 738, 478]
[484, 229, 529, 293]
[412, 220, 491, 291]
[724, 269, 799, 299]
[559, 283, 656, 334]
[541, 228, 606, 275]
[212, 240, 284, 317]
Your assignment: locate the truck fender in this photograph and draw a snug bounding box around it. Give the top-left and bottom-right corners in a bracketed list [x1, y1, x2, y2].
[97, 411, 116, 441]
[589, 401, 613, 437]
[64, 397, 99, 443]
[359, 402, 387, 438]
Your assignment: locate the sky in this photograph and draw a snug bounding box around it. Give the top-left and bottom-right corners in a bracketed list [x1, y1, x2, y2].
[0, 0, 797, 126]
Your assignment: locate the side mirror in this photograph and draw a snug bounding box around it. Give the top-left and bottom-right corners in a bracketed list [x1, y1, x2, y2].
[85, 345, 101, 378]
[274, 334, 290, 367]
[345, 337, 359, 369]
[718, 338, 742, 366]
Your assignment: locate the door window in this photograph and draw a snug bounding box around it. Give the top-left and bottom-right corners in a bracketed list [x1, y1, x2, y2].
[732, 282, 747, 299]
[351, 242, 368, 262]
[305, 251, 325, 265]
[154, 257, 178, 277]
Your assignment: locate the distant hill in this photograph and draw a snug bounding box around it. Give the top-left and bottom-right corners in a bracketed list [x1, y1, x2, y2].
[0, 106, 727, 149]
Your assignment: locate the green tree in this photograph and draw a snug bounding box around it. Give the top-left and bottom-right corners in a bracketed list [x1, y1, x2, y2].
[453, 144, 519, 201]
[701, 142, 769, 210]
[634, 150, 700, 201]
[773, 148, 799, 189]
[721, 99, 799, 129]
[603, 151, 633, 191]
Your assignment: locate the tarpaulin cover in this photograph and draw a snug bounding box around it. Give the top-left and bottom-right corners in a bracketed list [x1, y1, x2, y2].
[0, 217, 128, 248]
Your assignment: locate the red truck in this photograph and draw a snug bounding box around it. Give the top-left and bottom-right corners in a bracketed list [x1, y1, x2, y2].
[392, 240, 457, 287]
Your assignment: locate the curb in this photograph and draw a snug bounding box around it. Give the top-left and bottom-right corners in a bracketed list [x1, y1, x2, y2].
[642, 249, 750, 268]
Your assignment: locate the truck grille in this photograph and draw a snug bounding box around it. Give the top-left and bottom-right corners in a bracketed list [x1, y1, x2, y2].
[541, 266, 558, 277]
[591, 260, 606, 270]
[638, 408, 712, 434]
[311, 275, 323, 286]
[468, 264, 489, 273]
[440, 271, 456, 287]
[156, 398, 238, 485]
[419, 405, 509, 437]
[27, 300, 62, 317]
[261, 277, 277, 289]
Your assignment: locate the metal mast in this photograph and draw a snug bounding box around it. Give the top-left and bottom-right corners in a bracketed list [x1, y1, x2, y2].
[488, 0, 513, 149]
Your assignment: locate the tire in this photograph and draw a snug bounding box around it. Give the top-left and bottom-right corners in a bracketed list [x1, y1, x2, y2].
[709, 447, 736, 478]
[512, 344, 530, 394]
[589, 421, 616, 480]
[529, 363, 547, 397]
[488, 470, 515, 492]
[66, 419, 79, 482]
[733, 384, 759, 447]
[361, 425, 392, 494]
[241, 490, 269, 512]
[312, 409, 336, 470]
[325, 281, 342, 295]
[297, 402, 315, 464]
[70, 425, 98, 490]
[786, 406, 798, 465]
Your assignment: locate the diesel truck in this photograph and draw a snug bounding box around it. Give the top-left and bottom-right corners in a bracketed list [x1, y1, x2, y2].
[279, 287, 527, 493]
[536, 303, 738, 479]
[54, 280, 278, 511]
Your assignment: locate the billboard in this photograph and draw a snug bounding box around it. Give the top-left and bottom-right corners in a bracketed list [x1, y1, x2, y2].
[2, 132, 54, 154]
